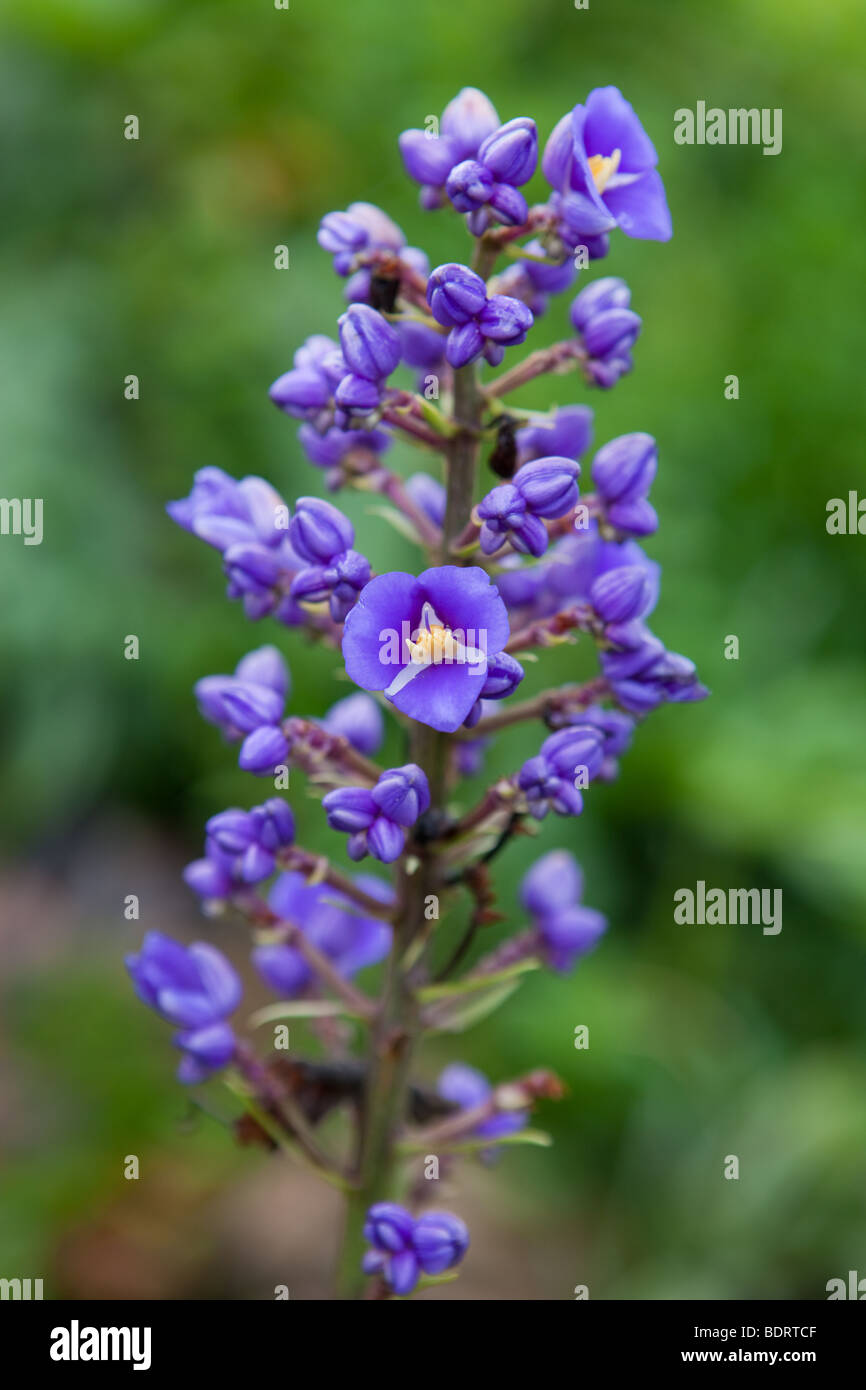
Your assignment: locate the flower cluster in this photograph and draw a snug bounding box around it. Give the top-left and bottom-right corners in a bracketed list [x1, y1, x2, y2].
[362, 1202, 469, 1295]
[194, 646, 291, 775]
[476, 455, 580, 556]
[323, 763, 430, 863]
[570, 277, 642, 388]
[254, 871, 392, 997]
[136, 80, 707, 1302]
[427, 263, 533, 368]
[185, 797, 295, 897]
[126, 934, 241, 1084]
[521, 851, 607, 972]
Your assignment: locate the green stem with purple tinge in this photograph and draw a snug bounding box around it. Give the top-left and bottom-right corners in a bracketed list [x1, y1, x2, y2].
[335, 361, 484, 1298]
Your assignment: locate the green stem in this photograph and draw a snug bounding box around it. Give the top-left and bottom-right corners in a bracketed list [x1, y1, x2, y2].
[334, 363, 483, 1299]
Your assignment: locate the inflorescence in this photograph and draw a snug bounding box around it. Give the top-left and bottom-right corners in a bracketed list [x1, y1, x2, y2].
[130, 84, 707, 1300]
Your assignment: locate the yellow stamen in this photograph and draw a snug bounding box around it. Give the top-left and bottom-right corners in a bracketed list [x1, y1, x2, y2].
[588, 148, 621, 194]
[406, 623, 458, 665]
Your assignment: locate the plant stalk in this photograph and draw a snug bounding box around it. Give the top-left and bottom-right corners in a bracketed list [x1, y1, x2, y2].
[334, 363, 483, 1298]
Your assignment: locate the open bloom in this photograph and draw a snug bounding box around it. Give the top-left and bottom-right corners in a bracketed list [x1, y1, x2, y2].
[342, 566, 510, 733]
[543, 86, 672, 243]
[126, 933, 241, 1083]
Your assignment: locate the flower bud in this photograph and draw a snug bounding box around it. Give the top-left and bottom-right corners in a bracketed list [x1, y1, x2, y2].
[322, 693, 384, 756]
[371, 764, 430, 827]
[592, 432, 657, 502]
[289, 497, 354, 564]
[478, 294, 533, 344]
[338, 304, 401, 381]
[521, 850, 583, 918]
[234, 646, 290, 698]
[514, 456, 580, 518]
[238, 725, 290, 775]
[426, 263, 487, 327]
[590, 565, 653, 623]
[479, 650, 524, 699]
[486, 183, 529, 226]
[581, 307, 642, 359]
[478, 117, 538, 185]
[569, 276, 632, 332]
[441, 86, 500, 160]
[446, 159, 494, 212]
[268, 369, 331, 417]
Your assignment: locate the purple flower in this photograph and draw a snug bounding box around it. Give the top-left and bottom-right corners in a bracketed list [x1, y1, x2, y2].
[400, 87, 500, 204]
[601, 621, 709, 712]
[462, 653, 524, 729]
[269, 335, 346, 423]
[288, 497, 355, 565]
[168, 470, 290, 554]
[405, 473, 447, 528]
[521, 850, 607, 972]
[194, 649, 290, 775]
[253, 871, 393, 997]
[570, 277, 642, 388]
[321, 692, 384, 756]
[233, 645, 290, 698]
[444, 117, 537, 227]
[476, 456, 579, 557]
[518, 724, 605, 818]
[426, 263, 487, 326]
[438, 1063, 528, 1145]
[592, 431, 658, 536]
[126, 932, 241, 1083]
[193, 798, 295, 887]
[338, 304, 402, 383]
[517, 405, 593, 466]
[317, 201, 406, 279]
[478, 118, 538, 187]
[552, 703, 635, 781]
[427, 263, 533, 369]
[412, 1212, 470, 1276]
[590, 564, 655, 623]
[398, 322, 447, 374]
[341, 565, 510, 733]
[297, 423, 391, 478]
[525, 521, 661, 622]
[290, 546, 371, 623]
[322, 764, 430, 863]
[543, 86, 672, 243]
[362, 1202, 469, 1295]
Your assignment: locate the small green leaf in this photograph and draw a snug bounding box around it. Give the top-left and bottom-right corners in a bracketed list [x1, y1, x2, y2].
[444, 1129, 553, 1154]
[248, 1000, 352, 1027]
[418, 958, 539, 1003]
[427, 978, 523, 1033]
[365, 504, 423, 545]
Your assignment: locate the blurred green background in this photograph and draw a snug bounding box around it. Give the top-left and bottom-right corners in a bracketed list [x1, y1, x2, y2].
[2, 0, 865, 1299]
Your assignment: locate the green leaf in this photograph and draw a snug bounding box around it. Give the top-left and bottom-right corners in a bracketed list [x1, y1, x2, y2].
[365, 504, 423, 545]
[248, 1000, 353, 1027]
[418, 958, 539, 1002]
[441, 1129, 553, 1154]
[427, 978, 523, 1033]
